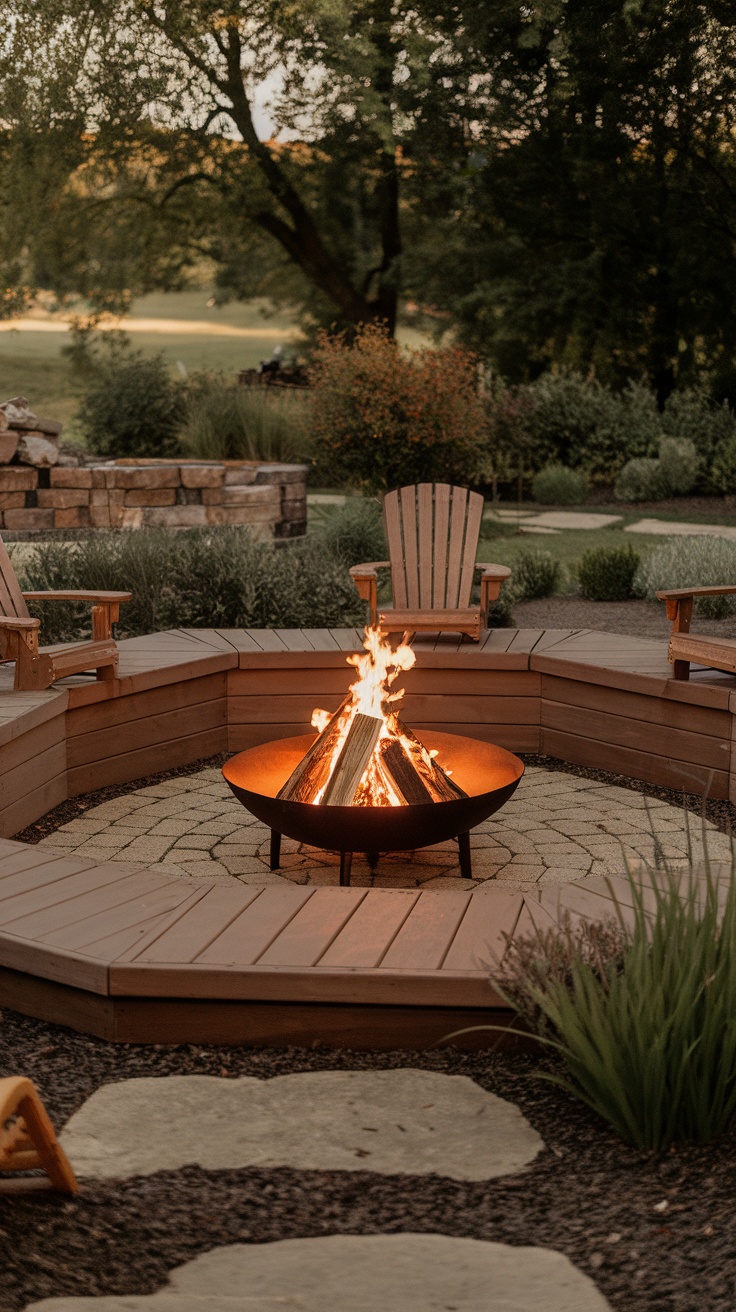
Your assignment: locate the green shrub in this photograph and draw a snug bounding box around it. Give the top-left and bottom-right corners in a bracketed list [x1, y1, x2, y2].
[19, 529, 364, 641]
[531, 464, 587, 505]
[494, 859, 736, 1151]
[521, 373, 659, 482]
[710, 434, 736, 495]
[318, 498, 386, 567]
[658, 437, 699, 496]
[179, 377, 310, 463]
[577, 545, 640, 601]
[635, 535, 736, 618]
[614, 456, 665, 501]
[78, 353, 185, 458]
[510, 548, 560, 601]
[663, 389, 736, 486]
[310, 322, 485, 493]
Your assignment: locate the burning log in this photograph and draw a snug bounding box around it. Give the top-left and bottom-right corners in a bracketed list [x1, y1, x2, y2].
[321, 712, 383, 806]
[277, 626, 469, 809]
[277, 696, 351, 802]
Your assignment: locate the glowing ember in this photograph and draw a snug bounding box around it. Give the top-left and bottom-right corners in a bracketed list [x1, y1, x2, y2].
[278, 627, 466, 808]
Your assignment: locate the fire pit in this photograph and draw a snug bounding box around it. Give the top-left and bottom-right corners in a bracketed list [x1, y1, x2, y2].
[223, 629, 524, 884]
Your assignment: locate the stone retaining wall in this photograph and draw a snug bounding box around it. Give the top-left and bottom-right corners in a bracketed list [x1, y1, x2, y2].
[0, 460, 307, 537]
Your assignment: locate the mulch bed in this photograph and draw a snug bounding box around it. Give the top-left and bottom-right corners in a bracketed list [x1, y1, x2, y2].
[1, 1009, 735, 1312]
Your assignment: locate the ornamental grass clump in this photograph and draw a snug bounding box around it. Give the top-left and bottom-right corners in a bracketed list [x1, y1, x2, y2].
[496, 855, 736, 1151]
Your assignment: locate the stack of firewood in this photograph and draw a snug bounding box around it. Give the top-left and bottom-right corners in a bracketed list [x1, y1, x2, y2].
[278, 697, 467, 808]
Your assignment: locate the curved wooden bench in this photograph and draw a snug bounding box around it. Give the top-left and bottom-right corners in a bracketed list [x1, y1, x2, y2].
[0, 624, 734, 1045]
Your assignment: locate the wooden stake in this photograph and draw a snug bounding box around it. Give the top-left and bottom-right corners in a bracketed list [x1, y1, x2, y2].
[321, 712, 383, 807]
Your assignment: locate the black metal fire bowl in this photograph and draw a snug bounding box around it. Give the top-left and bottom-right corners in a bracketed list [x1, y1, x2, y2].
[223, 730, 524, 883]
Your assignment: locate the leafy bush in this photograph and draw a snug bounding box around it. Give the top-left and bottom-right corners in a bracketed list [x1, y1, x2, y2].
[179, 377, 310, 463]
[531, 464, 587, 505]
[658, 437, 699, 496]
[614, 456, 665, 501]
[710, 434, 736, 495]
[510, 548, 560, 600]
[663, 389, 736, 485]
[78, 353, 186, 457]
[310, 323, 485, 493]
[635, 535, 736, 618]
[318, 497, 386, 567]
[19, 529, 364, 641]
[521, 373, 659, 483]
[578, 545, 641, 601]
[495, 860, 736, 1151]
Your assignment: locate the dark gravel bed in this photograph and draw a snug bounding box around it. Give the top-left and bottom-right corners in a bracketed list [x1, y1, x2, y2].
[14, 750, 736, 846]
[2, 1009, 735, 1312]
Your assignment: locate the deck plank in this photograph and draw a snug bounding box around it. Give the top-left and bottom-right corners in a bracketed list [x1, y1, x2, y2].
[300, 630, 341, 652]
[133, 884, 263, 963]
[380, 891, 471, 970]
[1, 868, 174, 939]
[258, 887, 367, 967]
[196, 886, 314, 965]
[442, 890, 523, 971]
[40, 878, 194, 951]
[318, 889, 420, 968]
[0, 856, 101, 908]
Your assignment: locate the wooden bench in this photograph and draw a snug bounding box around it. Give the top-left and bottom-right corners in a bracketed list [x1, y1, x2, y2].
[658, 586, 736, 680]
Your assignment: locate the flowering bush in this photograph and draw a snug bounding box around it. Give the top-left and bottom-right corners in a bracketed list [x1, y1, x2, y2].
[309, 323, 485, 492]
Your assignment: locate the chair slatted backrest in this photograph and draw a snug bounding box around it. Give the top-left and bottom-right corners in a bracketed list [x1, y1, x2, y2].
[383, 483, 485, 611]
[0, 533, 29, 620]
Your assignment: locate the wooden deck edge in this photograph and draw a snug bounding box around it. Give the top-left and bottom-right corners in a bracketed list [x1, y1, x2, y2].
[0, 963, 525, 1049]
[109, 962, 502, 1008]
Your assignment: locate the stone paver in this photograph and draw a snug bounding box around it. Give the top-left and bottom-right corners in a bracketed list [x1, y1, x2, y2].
[24, 1234, 613, 1311]
[59, 1070, 543, 1181]
[625, 518, 736, 541]
[521, 511, 622, 529]
[38, 764, 732, 889]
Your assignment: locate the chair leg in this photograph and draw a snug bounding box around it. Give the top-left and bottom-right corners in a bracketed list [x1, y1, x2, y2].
[673, 659, 690, 681]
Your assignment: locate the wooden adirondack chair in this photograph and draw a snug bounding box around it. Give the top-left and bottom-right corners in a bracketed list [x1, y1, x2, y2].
[658, 584, 736, 680]
[0, 534, 130, 691]
[0, 1076, 78, 1193]
[350, 483, 511, 640]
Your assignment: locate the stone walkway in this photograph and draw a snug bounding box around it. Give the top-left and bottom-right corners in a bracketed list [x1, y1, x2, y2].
[58, 1070, 543, 1180]
[39, 765, 732, 889]
[25, 1234, 613, 1311]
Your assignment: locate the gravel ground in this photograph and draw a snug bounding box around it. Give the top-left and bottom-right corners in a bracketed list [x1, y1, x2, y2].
[513, 596, 736, 640]
[1, 1010, 735, 1312]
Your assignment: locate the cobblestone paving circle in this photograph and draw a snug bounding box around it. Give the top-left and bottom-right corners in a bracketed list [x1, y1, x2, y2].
[37, 765, 734, 889]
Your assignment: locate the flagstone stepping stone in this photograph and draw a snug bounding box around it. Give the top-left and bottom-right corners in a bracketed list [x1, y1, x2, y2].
[24, 1234, 613, 1311]
[59, 1070, 543, 1182]
[625, 517, 736, 541]
[522, 511, 622, 530]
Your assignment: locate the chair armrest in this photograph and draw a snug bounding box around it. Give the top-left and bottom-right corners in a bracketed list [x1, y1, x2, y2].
[349, 564, 389, 628]
[348, 563, 390, 578]
[0, 615, 40, 630]
[476, 564, 512, 580]
[22, 591, 132, 603]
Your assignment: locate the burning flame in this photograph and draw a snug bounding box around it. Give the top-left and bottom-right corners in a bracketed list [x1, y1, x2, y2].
[305, 627, 454, 807]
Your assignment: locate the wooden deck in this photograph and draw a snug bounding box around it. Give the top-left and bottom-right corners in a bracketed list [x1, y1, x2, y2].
[0, 834, 639, 1047]
[1, 624, 735, 1044]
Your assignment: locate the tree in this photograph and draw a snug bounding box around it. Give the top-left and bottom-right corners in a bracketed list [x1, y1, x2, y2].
[0, 0, 465, 334]
[414, 1, 736, 401]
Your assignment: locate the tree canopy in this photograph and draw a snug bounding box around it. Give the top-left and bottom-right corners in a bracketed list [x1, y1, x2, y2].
[1, 0, 736, 398]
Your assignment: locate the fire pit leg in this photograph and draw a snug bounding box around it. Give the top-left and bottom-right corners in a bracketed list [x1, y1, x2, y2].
[366, 852, 379, 872]
[339, 852, 353, 886]
[458, 831, 472, 879]
[270, 829, 282, 871]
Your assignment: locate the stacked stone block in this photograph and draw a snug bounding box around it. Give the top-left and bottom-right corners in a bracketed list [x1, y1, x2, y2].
[0, 461, 307, 538]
